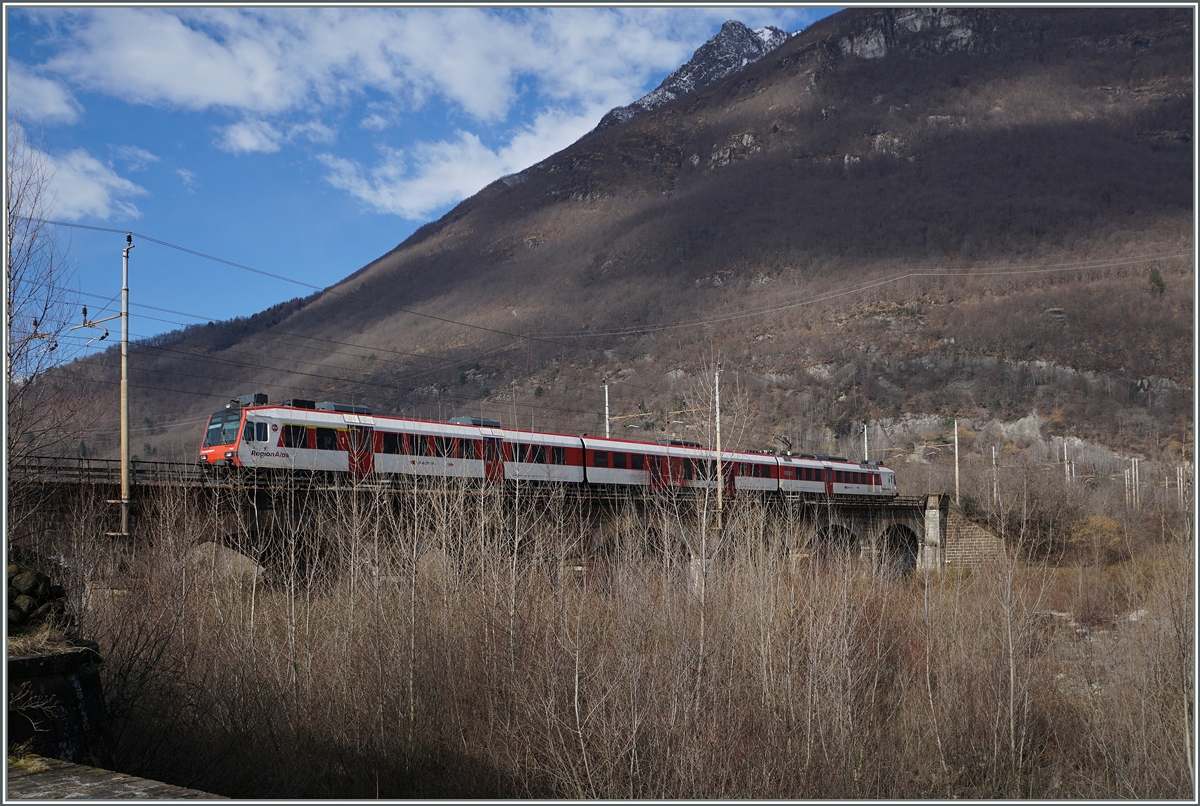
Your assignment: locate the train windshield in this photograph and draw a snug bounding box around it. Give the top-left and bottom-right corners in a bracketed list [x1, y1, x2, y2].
[203, 409, 243, 447]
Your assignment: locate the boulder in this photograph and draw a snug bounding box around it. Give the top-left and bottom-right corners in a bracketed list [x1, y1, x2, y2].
[11, 570, 42, 596]
[13, 594, 39, 616]
[185, 542, 264, 588]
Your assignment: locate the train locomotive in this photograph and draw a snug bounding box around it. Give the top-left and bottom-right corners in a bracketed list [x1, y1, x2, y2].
[198, 393, 898, 499]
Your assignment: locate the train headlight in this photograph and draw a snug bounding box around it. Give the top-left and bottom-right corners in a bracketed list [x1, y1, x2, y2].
[224, 451, 235, 458]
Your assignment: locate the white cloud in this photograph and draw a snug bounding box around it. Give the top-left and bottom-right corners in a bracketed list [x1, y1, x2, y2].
[35, 8, 814, 124]
[111, 144, 159, 171]
[176, 167, 198, 189]
[360, 113, 390, 132]
[23, 7, 835, 216]
[49, 148, 148, 220]
[216, 119, 282, 154]
[6, 59, 82, 124]
[289, 119, 336, 145]
[318, 103, 606, 220]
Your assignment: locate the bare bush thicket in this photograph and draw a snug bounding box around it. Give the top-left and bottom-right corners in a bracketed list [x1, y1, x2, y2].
[18, 467, 1190, 799]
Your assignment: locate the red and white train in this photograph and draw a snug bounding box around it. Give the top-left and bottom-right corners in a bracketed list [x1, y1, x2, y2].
[198, 394, 898, 498]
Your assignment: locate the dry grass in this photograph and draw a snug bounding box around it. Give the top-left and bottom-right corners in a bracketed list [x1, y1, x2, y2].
[14, 474, 1190, 799]
[6, 621, 72, 659]
[7, 743, 51, 774]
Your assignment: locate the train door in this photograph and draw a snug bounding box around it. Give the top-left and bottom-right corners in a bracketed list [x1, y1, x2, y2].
[823, 464, 834, 496]
[484, 438, 504, 481]
[650, 456, 668, 490]
[652, 455, 683, 488]
[347, 425, 374, 478]
[722, 460, 736, 495]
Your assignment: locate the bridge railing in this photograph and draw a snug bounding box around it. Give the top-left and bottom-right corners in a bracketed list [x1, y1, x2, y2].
[9, 456, 204, 486]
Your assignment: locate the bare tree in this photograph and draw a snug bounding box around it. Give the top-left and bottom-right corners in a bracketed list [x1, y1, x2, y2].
[6, 124, 90, 460]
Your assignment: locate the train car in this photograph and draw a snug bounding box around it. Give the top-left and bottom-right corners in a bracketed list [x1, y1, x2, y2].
[777, 453, 897, 498]
[201, 399, 384, 475]
[498, 428, 585, 484]
[729, 449, 779, 493]
[374, 417, 491, 481]
[578, 436, 665, 488]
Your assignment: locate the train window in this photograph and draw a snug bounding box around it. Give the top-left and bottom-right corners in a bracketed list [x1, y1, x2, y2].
[511, 442, 525, 462]
[315, 428, 338, 451]
[682, 459, 693, 480]
[613, 452, 627, 469]
[243, 422, 254, 442]
[528, 444, 546, 464]
[282, 425, 308, 449]
[204, 410, 242, 447]
[551, 446, 565, 465]
[256, 422, 268, 442]
[382, 433, 401, 454]
[873, 473, 881, 486]
[407, 434, 430, 456]
[631, 453, 644, 470]
[462, 440, 478, 460]
[435, 437, 455, 458]
[594, 451, 609, 468]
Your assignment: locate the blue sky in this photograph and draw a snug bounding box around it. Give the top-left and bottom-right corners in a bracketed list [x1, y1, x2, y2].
[7, 5, 837, 356]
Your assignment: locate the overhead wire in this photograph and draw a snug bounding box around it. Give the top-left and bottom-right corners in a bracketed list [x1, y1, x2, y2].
[31, 219, 1190, 453]
[42, 215, 1184, 351]
[30, 218, 601, 354]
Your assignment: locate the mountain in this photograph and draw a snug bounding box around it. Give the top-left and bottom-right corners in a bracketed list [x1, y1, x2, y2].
[70, 8, 1192, 467]
[595, 20, 790, 131]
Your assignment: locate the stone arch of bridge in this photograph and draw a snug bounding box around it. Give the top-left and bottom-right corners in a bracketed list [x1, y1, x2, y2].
[800, 519, 864, 566]
[874, 523, 922, 577]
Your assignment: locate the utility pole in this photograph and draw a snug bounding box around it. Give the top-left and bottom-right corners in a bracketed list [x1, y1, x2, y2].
[992, 445, 999, 508]
[604, 381, 610, 439]
[863, 422, 868, 463]
[714, 370, 722, 531]
[950, 419, 960, 506]
[118, 233, 133, 536]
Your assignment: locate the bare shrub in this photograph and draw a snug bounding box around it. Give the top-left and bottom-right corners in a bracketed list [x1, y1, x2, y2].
[23, 475, 1191, 799]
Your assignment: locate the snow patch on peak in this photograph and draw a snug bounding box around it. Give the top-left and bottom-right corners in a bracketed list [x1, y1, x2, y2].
[595, 20, 792, 132]
[753, 25, 791, 50]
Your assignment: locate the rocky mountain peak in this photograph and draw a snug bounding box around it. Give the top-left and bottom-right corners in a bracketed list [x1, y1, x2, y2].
[595, 20, 790, 131]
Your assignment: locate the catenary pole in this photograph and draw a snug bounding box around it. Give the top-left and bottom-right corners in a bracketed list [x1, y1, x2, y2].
[604, 381, 610, 439]
[953, 417, 960, 506]
[119, 233, 133, 536]
[715, 370, 722, 531]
